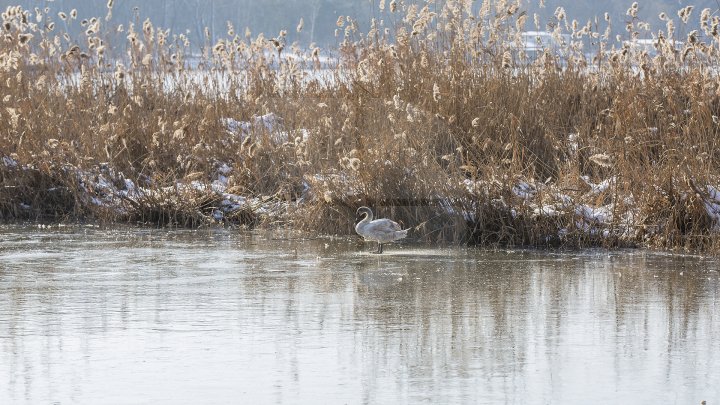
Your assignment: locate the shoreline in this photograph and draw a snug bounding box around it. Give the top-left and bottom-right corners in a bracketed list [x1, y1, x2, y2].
[3, 154, 718, 253]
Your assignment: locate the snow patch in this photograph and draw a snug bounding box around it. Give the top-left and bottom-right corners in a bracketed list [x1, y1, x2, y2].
[581, 176, 614, 195]
[223, 113, 311, 145]
[512, 182, 537, 200]
[2, 155, 18, 168]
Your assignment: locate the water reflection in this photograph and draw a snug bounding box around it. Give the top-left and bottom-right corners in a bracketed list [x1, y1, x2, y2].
[0, 226, 718, 404]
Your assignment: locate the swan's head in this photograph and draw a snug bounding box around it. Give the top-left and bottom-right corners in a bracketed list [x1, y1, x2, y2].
[356, 206, 372, 221]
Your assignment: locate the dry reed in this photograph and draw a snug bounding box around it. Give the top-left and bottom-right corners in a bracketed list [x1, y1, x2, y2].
[2, 1, 720, 251]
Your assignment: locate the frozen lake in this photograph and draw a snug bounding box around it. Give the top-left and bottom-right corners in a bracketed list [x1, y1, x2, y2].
[0, 226, 718, 404]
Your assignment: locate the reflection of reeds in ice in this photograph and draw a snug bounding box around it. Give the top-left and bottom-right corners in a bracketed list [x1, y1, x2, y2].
[2, 1, 720, 250]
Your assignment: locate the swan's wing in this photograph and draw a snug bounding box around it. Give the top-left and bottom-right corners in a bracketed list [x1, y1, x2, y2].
[357, 219, 401, 241]
[369, 218, 402, 232]
[357, 218, 406, 242]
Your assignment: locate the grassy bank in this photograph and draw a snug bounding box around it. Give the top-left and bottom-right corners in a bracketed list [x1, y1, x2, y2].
[2, 2, 720, 251]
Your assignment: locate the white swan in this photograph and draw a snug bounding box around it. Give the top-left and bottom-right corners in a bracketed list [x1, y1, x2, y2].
[355, 206, 408, 253]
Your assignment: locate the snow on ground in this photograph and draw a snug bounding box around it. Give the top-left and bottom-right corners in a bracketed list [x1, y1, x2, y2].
[581, 175, 615, 195]
[460, 177, 630, 238]
[1, 154, 279, 224]
[6, 145, 720, 242]
[512, 181, 537, 199]
[222, 113, 309, 144]
[2, 155, 18, 168]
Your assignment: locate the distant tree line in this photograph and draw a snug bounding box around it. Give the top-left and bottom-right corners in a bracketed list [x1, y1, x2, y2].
[1, 0, 715, 49]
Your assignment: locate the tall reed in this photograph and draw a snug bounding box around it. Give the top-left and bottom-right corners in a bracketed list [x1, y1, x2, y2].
[1, 2, 720, 250]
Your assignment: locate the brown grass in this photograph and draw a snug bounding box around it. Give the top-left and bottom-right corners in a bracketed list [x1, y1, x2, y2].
[2, 2, 720, 251]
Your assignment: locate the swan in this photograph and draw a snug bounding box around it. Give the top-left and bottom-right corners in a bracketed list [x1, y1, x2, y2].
[355, 206, 408, 253]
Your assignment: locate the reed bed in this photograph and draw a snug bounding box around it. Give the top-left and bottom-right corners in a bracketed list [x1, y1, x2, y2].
[2, 1, 720, 251]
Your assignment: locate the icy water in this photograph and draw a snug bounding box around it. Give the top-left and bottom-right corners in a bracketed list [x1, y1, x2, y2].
[0, 226, 718, 404]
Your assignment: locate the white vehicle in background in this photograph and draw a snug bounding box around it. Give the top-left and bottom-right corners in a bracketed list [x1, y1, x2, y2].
[519, 31, 571, 62]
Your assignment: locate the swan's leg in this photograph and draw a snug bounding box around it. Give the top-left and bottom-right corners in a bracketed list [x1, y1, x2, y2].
[377, 243, 383, 254]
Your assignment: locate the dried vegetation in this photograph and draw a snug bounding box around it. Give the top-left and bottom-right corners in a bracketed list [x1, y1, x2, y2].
[2, 1, 720, 251]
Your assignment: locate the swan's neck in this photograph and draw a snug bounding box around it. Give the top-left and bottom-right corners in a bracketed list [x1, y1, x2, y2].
[357, 211, 373, 228]
[363, 211, 374, 221]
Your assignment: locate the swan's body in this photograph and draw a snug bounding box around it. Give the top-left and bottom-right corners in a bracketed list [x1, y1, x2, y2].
[355, 206, 408, 253]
